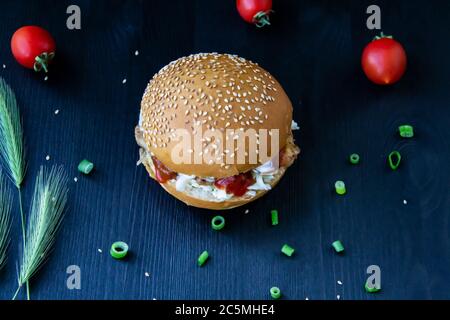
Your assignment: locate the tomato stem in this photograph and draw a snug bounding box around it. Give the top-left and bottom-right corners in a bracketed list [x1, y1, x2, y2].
[373, 32, 393, 41]
[33, 52, 55, 73]
[253, 11, 272, 28]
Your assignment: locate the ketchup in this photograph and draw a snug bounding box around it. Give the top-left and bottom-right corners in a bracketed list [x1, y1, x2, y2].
[214, 172, 255, 197]
[151, 156, 177, 183]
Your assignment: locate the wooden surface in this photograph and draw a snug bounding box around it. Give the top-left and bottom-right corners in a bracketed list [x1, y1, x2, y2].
[0, 0, 449, 300]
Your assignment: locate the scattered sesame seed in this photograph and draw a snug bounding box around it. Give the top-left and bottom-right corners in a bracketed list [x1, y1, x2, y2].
[54, 109, 60, 115]
[337, 295, 341, 300]
[244, 209, 249, 214]
[44, 76, 48, 81]
[74, 177, 78, 182]
[45, 155, 50, 161]
[122, 78, 127, 84]
[403, 200, 407, 205]
[305, 297, 309, 300]
[98, 249, 102, 253]
[145, 272, 150, 277]
[2, 64, 5, 69]
[337, 280, 343, 285]
[135, 50, 139, 56]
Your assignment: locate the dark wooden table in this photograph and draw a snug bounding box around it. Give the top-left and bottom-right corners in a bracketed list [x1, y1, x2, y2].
[0, 0, 449, 300]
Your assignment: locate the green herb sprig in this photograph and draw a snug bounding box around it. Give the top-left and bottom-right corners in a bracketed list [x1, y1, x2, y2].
[0, 172, 12, 271]
[0, 77, 28, 296]
[0, 78, 26, 189]
[12, 166, 68, 300]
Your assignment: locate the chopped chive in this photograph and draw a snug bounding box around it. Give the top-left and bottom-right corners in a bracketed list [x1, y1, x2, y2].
[78, 159, 94, 174]
[110, 241, 129, 259]
[388, 151, 401, 170]
[211, 215, 225, 231]
[270, 287, 281, 299]
[197, 250, 209, 267]
[349, 153, 360, 164]
[365, 282, 381, 293]
[334, 180, 346, 195]
[332, 240, 345, 253]
[271, 210, 279, 226]
[281, 244, 295, 257]
[398, 125, 414, 138]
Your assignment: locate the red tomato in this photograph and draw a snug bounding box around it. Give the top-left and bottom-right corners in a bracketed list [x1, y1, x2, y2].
[361, 34, 407, 85]
[236, 0, 273, 27]
[11, 26, 56, 73]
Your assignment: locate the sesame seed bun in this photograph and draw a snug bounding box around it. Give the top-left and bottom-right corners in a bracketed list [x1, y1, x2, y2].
[138, 53, 293, 178]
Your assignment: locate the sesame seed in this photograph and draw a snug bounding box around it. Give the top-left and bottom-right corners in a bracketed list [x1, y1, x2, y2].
[45, 155, 50, 161]
[135, 50, 139, 56]
[122, 78, 127, 84]
[74, 177, 78, 182]
[98, 249, 102, 253]
[145, 272, 150, 277]
[54, 109, 60, 115]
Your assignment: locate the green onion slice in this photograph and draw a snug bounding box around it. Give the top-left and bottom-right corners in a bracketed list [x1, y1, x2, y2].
[197, 250, 209, 267]
[281, 244, 295, 257]
[349, 153, 360, 164]
[78, 159, 94, 175]
[332, 240, 345, 253]
[365, 282, 381, 293]
[110, 241, 129, 259]
[335, 180, 346, 195]
[388, 151, 401, 170]
[398, 125, 414, 138]
[211, 216, 225, 231]
[270, 287, 281, 299]
[271, 210, 279, 226]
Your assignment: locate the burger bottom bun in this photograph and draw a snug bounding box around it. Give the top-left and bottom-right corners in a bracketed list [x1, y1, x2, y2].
[141, 155, 287, 210]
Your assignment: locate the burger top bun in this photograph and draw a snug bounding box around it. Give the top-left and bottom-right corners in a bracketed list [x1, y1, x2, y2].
[139, 53, 293, 178]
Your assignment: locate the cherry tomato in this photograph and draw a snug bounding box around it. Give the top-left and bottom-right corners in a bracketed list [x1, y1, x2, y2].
[11, 26, 56, 73]
[361, 33, 407, 85]
[236, 0, 273, 28]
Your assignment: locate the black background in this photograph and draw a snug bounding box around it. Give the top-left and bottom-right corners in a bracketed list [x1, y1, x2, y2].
[0, 0, 449, 300]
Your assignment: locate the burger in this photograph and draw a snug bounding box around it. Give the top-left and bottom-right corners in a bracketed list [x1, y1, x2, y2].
[135, 53, 300, 210]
